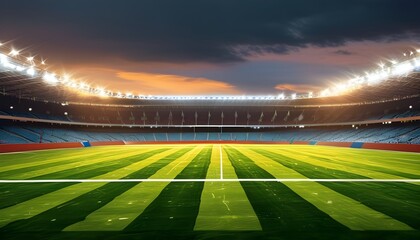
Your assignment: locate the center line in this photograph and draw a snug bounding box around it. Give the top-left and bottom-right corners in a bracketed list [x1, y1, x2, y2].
[219, 145, 223, 179]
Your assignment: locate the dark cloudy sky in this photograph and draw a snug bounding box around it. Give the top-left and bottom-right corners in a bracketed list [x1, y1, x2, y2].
[1, 0, 419, 95]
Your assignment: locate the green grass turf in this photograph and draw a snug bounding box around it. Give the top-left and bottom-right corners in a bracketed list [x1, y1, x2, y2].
[0, 144, 419, 240]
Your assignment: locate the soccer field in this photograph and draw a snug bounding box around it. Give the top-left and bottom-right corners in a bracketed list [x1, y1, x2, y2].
[0, 144, 419, 240]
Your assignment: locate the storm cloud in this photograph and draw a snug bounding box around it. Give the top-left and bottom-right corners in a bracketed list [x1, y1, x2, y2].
[1, 0, 419, 64]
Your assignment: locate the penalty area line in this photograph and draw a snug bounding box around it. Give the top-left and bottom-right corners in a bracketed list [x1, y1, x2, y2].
[1, 179, 420, 183]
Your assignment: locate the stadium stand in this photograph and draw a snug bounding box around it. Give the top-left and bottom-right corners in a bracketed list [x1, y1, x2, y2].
[0, 120, 419, 144]
[0, 59, 419, 148]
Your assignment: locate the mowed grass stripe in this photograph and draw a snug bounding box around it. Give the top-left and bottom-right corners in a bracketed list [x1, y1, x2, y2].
[194, 145, 261, 231]
[0, 147, 165, 180]
[0, 148, 168, 209]
[264, 147, 420, 184]
[255, 147, 420, 230]
[309, 146, 420, 164]
[321, 182, 420, 229]
[65, 145, 205, 231]
[224, 146, 347, 231]
[0, 146, 184, 228]
[281, 146, 420, 178]
[289, 146, 420, 177]
[0, 147, 140, 178]
[285, 148, 420, 179]
[123, 146, 212, 232]
[1, 147, 159, 180]
[0, 147, 194, 232]
[0, 146, 133, 172]
[233, 145, 412, 230]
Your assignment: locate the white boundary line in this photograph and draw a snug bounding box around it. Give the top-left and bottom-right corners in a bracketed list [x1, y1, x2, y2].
[1, 179, 420, 183]
[219, 145, 223, 180]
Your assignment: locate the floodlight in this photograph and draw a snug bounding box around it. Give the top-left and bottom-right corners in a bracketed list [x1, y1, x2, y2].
[26, 68, 35, 76]
[320, 88, 330, 97]
[62, 74, 70, 82]
[79, 82, 90, 90]
[42, 72, 58, 84]
[9, 49, 19, 56]
[308, 92, 313, 98]
[366, 72, 383, 84]
[414, 58, 420, 67]
[277, 93, 285, 100]
[392, 62, 413, 76]
[96, 87, 107, 97]
[15, 66, 25, 71]
[0, 53, 8, 65]
[26, 56, 34, 62]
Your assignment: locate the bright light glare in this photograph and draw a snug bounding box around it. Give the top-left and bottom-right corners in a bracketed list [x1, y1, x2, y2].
[96, 87, 108, 97]
[9, 49, 19, 56]
[26, 68, 35, 76]
[320, 89, 331, 97]
[0, 53, 8, 65]
[414, 58, 420, 67]
[2, 41, 419, 101]
[79, 82, 90, 90]
[392, 62, 414, 76]
[62, 74, 70, 82]
[42, 72, 58, 84]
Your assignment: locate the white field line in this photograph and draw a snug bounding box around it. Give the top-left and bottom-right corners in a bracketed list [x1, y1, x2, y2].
[219, 145, 223, 180]
[1, 178, 420, 183]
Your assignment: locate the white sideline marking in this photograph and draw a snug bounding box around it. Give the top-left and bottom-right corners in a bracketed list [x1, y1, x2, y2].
[219, 145, 223, 180]
[0, 179, 420, 183]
